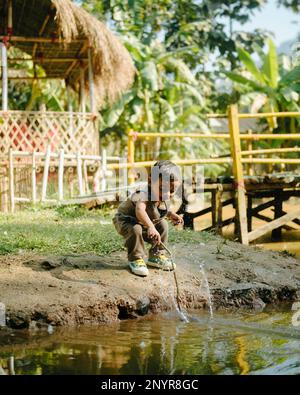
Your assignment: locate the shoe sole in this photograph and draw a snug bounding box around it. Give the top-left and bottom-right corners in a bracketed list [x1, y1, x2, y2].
[129, 265, 149, 277]
[147, 261, 175, 271]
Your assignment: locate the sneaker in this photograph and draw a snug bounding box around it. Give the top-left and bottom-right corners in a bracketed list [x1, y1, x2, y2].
[147, 254, 176, 271]
[128, 258, 149, 277]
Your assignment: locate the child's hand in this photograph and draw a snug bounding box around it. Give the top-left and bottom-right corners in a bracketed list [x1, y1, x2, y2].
[147, 225, 161, 245]
[168, 212, 183, 225]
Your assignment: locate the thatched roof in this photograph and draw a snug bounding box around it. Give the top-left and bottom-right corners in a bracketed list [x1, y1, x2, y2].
[0, 0, 136, 106]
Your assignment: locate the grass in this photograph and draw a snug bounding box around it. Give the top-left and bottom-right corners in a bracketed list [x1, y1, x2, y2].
[0, 206, 213, 256]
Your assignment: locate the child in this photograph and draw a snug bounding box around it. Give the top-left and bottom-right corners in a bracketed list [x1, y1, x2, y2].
[113, 160, 183, 277]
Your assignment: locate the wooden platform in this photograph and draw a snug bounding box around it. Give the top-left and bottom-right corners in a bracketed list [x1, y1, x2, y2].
[180, 173, 300, 243]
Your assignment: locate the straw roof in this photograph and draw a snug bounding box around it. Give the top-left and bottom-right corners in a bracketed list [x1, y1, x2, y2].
[0, 0, 136, 106]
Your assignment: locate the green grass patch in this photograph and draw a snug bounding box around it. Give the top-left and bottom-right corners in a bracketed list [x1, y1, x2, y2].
[0, 207, 212, 256]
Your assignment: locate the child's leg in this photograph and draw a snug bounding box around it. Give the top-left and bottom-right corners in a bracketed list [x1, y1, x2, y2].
[148, 219, 168, 258]
[116, 221, 146, 261]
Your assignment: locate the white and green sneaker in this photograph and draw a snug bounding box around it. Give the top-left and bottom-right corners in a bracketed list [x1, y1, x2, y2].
[128, 258, 149, 277]
[147, 254, 176, 271]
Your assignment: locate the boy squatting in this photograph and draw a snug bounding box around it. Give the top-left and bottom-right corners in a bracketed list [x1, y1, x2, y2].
[113, 160, 183, 277]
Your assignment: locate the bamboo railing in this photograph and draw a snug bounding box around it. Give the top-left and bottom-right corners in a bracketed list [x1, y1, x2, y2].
[125, 105, 300, 244]
[0, 110, 99, 155]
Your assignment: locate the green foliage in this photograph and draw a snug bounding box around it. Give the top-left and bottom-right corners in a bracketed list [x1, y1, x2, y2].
[224, 38, 300, 131]
[7, 48, 68, 111]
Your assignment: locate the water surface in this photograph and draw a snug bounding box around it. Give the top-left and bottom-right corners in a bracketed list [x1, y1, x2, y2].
[1, 308, 300, 375]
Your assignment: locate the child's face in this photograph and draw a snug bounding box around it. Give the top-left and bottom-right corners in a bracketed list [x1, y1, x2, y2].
[151, 178, 181, 201]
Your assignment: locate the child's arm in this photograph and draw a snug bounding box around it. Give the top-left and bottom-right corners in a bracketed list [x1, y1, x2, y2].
[166, 211, 183, 225]
[135, 201, 161, 244]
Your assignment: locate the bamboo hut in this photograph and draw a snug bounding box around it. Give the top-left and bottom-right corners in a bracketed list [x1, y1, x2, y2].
[0, 0, 135, 155]
[0, 0, 135, 211]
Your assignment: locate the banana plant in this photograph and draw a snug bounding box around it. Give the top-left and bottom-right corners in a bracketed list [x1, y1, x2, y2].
[224, 38, 300, 131]
[101, 34, 213, 161]
[7, 47, 67, 111]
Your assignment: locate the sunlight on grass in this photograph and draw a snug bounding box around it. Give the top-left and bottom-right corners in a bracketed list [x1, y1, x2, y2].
[0, 207, 212, 256]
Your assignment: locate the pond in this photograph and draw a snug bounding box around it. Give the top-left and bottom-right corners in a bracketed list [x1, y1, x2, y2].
[1, 307, 300, 375]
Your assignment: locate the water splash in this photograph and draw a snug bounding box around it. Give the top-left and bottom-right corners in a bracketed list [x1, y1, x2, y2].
[199, 262, 214, 319]
[157, 270, 189, 323]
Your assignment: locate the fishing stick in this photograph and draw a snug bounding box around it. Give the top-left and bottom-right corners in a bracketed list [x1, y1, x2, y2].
[160, 241, 182, 312]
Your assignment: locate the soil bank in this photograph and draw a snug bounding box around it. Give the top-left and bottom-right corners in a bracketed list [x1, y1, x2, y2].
[1, 236, 300, 329]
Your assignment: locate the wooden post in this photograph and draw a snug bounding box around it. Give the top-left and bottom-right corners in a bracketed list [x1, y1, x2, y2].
[32, 151, 37, 204]
[247, 130, 253, 176]
[272, 192, 283, 240]
[67, 85, 74, 136]
[58, 149, 64, 201]
[88, 47, 96, 114]
[8, 148, 15, 213]
[228, 104, 249, 245]
[83, 159, 90, 194]
[7, 0, 13, 35]
[128, 131, 135, 185]
[41, 146, 51, 202]
[1, 42, 8, 111]
[247, 194, 252, 232]
[216, 187, 223, 235]
[77, 152, 84, 196]
[211, 190, 217, 229]
[80, 68, 86, 113]
[8, 356, 15, 376]
[101, 148, 107, 192]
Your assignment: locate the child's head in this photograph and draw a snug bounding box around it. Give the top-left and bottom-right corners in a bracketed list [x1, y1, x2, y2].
[149, 160, 181, 201]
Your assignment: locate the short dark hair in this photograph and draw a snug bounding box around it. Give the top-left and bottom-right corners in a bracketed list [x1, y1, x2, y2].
[150, 160, 181, 183]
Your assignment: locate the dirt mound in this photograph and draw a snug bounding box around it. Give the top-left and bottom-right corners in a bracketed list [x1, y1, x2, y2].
[1, 237, 300, 329]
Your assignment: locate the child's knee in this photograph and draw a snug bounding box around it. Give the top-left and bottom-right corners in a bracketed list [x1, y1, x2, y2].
[156, 219, 168, 233]
[131, 224, 143, 236]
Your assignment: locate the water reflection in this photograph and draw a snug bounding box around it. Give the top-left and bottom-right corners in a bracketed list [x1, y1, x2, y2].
[1, 309, 300, 375]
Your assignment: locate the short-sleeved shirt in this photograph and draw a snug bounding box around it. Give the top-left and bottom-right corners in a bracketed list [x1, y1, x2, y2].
[114, 186, 168, 225]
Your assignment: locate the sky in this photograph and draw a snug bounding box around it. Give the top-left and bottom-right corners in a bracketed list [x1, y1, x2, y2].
[235, 0, 299, 47]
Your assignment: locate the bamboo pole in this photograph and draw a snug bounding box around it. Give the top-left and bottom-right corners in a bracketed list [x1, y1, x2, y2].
[77, 152, 84, 196]
[0, 35, 85, 43]
[242, 147, 300, 155]
[41, 146, 51, 202]
[8, 57, 88, 63]
[88, 47, 96, 114]
[80, 69, 86, 113]
[239, 112, 300, 119]
[83, 159, 90, 194]
[31, 151, 37, 204]
[228, 104, 248, 245]
[107, 157, 233, 171]
[1, 42, 8, 111]
[7, 0, 13, 35]
[242, 158, 300, 164]
[240, 133, 300, 140]
[8, 356, 15, 376]
[7, 76, 62, 80]
[130, 132, 230, 139]
[101, 148, 107, 192]
[248, 207, 300, 242]
[8, 148, 15, 213]
[127, 131, 135, 185]
[130, 132, 300, 140]
[67, 85, 74, 136]
[58, 149, 65, 201]
[246, 130, 253, 175]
